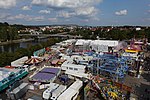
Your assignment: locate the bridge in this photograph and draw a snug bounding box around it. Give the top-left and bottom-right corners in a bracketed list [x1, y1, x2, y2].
[19, 32, 82, 39]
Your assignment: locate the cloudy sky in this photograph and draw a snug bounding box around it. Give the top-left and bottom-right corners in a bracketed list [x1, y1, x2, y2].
[0, 0, 150, 26]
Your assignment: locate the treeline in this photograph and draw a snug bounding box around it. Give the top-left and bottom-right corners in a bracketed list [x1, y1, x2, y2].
[69, 29, 94, 39]
[0, 22, 19, 42]
[0, 38, 62, 66]
[96, 29, 150, 41]
[69, 28, 150, 41]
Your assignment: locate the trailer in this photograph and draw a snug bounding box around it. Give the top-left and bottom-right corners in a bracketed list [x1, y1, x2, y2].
[50, 85, 67, 100]
[11, 56, 28, 67]
[61, 61, 86, 73]
[57, 88, 77, 100]
[57, 80, 83, 100]
[9, 83, 28, 100]
[42, 83, 59, 100]
[28, 95, 42, 100]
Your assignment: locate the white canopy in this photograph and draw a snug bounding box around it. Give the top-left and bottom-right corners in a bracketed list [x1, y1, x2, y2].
[90, 40, 118, 47]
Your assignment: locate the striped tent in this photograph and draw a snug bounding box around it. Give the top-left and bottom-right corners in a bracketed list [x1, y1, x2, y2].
[24, 57, 42, 65]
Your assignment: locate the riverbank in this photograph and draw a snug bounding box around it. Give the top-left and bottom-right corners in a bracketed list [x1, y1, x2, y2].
[0, 38, 34, 45]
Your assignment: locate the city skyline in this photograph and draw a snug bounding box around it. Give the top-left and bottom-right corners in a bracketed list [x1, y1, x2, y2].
[0, 0, 150, 26]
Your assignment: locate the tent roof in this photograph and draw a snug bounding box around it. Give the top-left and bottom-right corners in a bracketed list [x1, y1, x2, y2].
[24, 57, 42, 64]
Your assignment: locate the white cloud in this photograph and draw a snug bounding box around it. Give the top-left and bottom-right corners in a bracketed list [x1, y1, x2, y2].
[34, 16, 44, 21]
[57, 6, 99, 21]
[7, 14, 31, 21]
[115, 9, 128, 16]
[0, 0, 16, 9]
[7, 14, 24, 20]
[7, 14, 44, 22]
[57, 11, 75, 18]
[48, 18, 58, 22]
[32, 0, 102, 20]
[75, 7, 97, 17]
[39, 10, 51, 14]
[0, 13, 10, 19]
[31, 0, 47, 6]
[57, 7, 98, 18]
[22, 5, 31, 10]
[32, 0, 102, 8]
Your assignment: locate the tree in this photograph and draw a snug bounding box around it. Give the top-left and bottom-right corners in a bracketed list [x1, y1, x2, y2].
[0, 22, 19, 41]
[0, 52, 15, 66]
[15, 48, 29, 57]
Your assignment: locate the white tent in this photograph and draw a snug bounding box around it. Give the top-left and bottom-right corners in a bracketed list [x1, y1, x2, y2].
[75, 39, 91, 46]
[90, 40, 118, 47]
[90, 40, 119, 52]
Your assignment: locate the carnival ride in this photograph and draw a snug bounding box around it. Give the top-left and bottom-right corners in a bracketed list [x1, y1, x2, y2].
[0, 68, 28, 92]
[82, 52, 129, 80]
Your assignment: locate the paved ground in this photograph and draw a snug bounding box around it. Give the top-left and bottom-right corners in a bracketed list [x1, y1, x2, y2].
[135, 72, 150, 100]
[123, 71, 150, 100]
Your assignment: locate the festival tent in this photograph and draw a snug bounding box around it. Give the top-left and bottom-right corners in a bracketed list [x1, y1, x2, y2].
[58, 59, 66, 65]
[24, 57, 43, 65]
[90, 40, 118, 47]
[75, 39, 88, 46]
[51, 59, 66, 65]
[51, 59, 59, 65]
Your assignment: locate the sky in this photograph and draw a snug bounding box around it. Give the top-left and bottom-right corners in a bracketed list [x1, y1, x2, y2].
[0, 0, 150, 26]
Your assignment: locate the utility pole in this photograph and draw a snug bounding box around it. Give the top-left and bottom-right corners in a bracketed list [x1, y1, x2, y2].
[136, 55, 143, 78]
[116, 68, 119, 82]
[97, 58, 99, 75]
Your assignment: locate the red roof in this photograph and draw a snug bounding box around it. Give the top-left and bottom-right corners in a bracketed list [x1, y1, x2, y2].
[5, 65, 15, 69]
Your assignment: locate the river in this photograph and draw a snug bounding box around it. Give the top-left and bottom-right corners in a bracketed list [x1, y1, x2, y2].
[0, 38, 48, 53]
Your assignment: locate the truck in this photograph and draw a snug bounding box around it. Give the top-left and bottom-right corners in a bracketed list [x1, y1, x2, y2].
[42, 83, 59, 100]
[50, 85, 67, 100]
